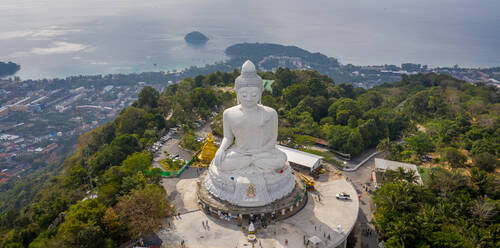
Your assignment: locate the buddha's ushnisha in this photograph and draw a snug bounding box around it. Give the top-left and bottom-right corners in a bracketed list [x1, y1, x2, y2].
[205, 60, 295, 207]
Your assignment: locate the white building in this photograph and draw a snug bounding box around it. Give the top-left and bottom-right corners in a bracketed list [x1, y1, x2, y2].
[373, 158, 423, 186]
[277, 145, 323, 173]
[103, 85, 114, 93]
[69, 86, 85, 94]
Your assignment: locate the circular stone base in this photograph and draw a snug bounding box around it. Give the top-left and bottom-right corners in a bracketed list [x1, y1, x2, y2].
[197, 170, 308, 222]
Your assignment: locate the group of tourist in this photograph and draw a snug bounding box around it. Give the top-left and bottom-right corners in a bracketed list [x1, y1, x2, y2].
[202, 220, 210, 230]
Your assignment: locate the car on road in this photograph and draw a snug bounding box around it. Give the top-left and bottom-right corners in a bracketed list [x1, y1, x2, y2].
[336, 192, 350, 200]
[168, 154, 179, 159]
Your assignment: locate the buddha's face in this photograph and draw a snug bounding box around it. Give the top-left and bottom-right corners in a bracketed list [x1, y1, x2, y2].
[236, 87, 261, 108]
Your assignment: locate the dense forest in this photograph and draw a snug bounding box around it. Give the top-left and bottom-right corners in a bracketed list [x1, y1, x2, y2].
[0, 87, 171, 247]
[0, 61, 20, 78]
[0, 67, 498, 247]
[372, 75, 500, 247]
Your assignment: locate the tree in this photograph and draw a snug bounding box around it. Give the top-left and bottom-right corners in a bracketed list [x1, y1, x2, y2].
[115, 185, 169, 239]
[89, 134, 140, 173]
[278, 127, 294, 144]
[283, 83, 310, 108]
[373, 181, 425, 246]
[473, 152, 498, 172]
[180, 130, 201, 151]
[296, 112, 318, 136]
[189, 87, 220, 119]
[137, 86, 159, 111]
[57, 199, 107, 248]
[383, 167, 418, 184]
[66, 164, 88, 188]
[377, 137, 391, 153]
[357, 91, 384, 111]
[262, 94, 279, 110]
[441, 147, 467, 168]
[470, 139, 498, 156]
[116, 107, 156, 136]
[102, 207, 128, 242]
[98, 153, 150, 205]
[275, 67, 296, 88]
[345, 130, 364, 155]
[328, 98, 361, 125]
[358, 119, 381, 148]
[326, 125, 351, 152]
[404, 132, 434, 157]
[122, 152, 152, 174]
[305, 78, 327, 97]
[294, 134, 316, 148]
[194, 75, 204, 87]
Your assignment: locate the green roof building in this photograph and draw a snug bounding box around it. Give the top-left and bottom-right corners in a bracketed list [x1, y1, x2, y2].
[262, 80, 274, 94]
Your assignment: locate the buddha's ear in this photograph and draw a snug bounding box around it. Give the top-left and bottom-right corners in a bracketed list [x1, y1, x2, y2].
[235, 88, 240, 104]
[259, 87, 263, 104]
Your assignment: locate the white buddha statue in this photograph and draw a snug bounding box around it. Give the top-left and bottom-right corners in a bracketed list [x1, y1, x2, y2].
[205, 60, 295, 207]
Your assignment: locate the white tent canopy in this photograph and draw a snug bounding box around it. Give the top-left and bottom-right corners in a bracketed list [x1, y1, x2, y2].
[277, 145, 323, 172]
[308, 235, 322, 245]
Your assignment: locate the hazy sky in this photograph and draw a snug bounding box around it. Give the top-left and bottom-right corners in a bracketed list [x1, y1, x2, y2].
[1, 0, 499, 79]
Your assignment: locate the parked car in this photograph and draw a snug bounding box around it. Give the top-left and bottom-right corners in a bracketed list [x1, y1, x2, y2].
[336, 192, 350, 200]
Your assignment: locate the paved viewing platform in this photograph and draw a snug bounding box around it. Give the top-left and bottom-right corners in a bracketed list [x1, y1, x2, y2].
[157, 168, 359, 248]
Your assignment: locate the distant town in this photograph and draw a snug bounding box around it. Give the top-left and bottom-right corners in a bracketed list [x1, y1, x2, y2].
[0, 78, 168, 180]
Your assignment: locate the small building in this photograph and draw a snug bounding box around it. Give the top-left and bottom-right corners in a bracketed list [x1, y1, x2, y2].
[308, 236, 322, 247]
[373, 158, 423, 187]
[42, 143, 58, 154]
[262, 79, 274, 94]
[314, 138, 329, 147]
[277, 145, 323, 173]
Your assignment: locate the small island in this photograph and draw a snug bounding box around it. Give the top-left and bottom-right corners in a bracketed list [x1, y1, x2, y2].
[184, 31, 209, 45]
[0, 61, 20, 78]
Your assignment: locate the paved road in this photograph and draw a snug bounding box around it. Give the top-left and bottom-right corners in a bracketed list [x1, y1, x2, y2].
[152, 134, 193, 170]
[342, 148, 378, 170]
[343, 153, 384, 248]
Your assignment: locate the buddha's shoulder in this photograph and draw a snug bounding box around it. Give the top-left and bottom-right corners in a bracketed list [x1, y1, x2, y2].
[260, 105, 277, 116]
[223, 105, 276, 117]
[223, 106, 240, 115]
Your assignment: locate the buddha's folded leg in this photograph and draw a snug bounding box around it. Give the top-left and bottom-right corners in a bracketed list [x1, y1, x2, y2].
[219, 151, 252, 171]
[252, 149, 287, 171]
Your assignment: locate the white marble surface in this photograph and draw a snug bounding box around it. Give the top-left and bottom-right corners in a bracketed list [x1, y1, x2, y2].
[206, 60, 296, 207]
[205, 161, 296, 207]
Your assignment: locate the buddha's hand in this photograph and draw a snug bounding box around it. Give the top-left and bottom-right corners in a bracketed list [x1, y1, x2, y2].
[214, 148, 225, 167]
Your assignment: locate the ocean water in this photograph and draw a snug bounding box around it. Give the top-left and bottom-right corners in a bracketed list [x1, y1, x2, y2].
[1, 0, 499, 79]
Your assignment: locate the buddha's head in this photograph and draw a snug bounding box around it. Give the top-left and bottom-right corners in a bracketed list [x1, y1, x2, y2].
[235, 60, 263, 108]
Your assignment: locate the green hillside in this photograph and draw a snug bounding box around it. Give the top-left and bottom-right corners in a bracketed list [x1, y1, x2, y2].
[1, 69, 498, 247]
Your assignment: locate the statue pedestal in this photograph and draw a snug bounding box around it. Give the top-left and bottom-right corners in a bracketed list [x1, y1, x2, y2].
[204, 163, 296, 207]
[198, 170, 308, 222]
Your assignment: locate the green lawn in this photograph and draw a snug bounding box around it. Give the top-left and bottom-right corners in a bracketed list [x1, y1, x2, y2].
[159, 158, 185, 172]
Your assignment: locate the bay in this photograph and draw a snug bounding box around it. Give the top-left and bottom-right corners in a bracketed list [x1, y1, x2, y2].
[0, 0, 499, 79]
